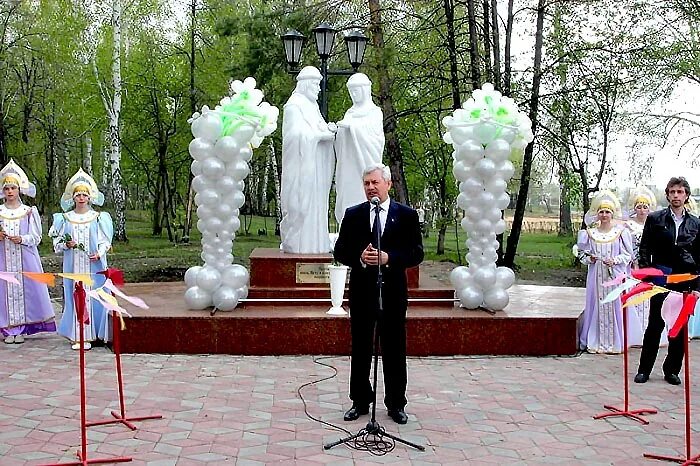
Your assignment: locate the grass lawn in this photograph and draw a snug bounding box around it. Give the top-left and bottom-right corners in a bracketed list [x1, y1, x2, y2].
[39, 212, 582, 285]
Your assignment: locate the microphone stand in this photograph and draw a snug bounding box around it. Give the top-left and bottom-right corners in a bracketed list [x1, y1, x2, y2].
[324, 201, 424, 453]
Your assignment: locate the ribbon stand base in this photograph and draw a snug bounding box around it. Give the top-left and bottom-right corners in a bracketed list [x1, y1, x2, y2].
[644, 329, 699, 465]
[594, 306, 657, 424]
[87, 311, 162, 431]
[41, 283, 132, 465]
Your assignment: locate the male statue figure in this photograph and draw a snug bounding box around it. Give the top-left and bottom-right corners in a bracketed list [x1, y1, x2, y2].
[280, 66, 336, 253]
[334, 73, 385, 227]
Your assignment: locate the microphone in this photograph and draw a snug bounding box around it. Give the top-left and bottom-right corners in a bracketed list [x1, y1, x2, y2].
[371, 196, 380, 206]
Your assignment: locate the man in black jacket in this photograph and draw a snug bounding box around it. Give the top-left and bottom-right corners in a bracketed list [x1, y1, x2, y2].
[334, 163, 424, 424]
[635, 177, 700, 385]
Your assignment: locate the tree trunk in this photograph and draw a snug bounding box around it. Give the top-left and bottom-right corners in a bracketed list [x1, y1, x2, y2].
[99, 132, 110, 205]
[437, 224, 447, 255]
[552, 4, 572, 237]
[503, 0, 546, 267]
[368, 0, 409, 205]
[84, 134, 93, 175]
[558, 178, 572, 236]
[43, 133, 57, 216]
[0, 113, 7, 167]
[503, 0, 514, 96]
[444, 0, 461, 109]
[21, 57, 37, 144]
[482, 0, 492, 83]
[152, 146, 165, 236]
[249, 162, 259, 214]
[466, 0, 481, 89]
[580, 170, 590, 229]
[491, 0, 501, 91]
[269, 139, 281, 234]
[104, 0, 127, 242]
[262, 151, 270, 216]
[59, 131, 68, 194]
[183, 0, 197, 242]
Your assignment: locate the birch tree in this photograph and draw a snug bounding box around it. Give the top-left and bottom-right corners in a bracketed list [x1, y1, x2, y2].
[94, 0, 127, 241]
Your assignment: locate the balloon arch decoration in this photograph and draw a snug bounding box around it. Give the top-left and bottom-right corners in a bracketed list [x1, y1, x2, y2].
[183, 77, 279, 311]
[444, 83, 534, 311]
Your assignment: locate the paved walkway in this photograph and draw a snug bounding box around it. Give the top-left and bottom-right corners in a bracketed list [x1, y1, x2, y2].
[1, 332, 699, 465]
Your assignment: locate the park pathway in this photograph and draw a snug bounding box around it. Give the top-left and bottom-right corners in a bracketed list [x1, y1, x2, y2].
[1, 332, 698, 465]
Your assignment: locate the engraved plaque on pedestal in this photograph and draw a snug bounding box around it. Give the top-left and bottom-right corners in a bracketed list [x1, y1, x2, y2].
[296, 263, 331, 284]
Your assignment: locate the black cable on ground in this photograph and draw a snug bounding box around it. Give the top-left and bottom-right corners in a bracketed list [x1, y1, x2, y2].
[297, 356, 354, 437]
[300, 352, 586, 454]
[297, 356, 398, 455]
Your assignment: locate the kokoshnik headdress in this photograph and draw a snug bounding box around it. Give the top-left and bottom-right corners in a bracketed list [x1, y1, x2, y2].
[0, 159, 36, 198]
[585, 189, 622, 226]
[60, 168, 104, 212]
[627, 185, 657, 213]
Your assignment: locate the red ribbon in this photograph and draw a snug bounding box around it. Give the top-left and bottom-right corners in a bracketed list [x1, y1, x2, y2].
[620, 282, 653, 305]
[74, 281, 89, 324]
[631, 268, 665, 280]
[98, 268, 125, 287]
[669, 293, 698, 338]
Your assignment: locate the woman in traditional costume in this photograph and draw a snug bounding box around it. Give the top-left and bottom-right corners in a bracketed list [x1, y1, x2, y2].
[50, 169, 113, 350]
[624, 185, 667, 346]
[0, 159, 56, 344]
[577, 190, 634, 353]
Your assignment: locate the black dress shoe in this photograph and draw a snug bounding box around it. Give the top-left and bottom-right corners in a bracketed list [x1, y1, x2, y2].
[634, 373, 649, 383]
[388, 409, 408, 424]
[343, 405, 369, 421]
[664, 373, 682, 385]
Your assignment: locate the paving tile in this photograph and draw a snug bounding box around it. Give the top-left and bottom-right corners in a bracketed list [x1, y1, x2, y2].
[3, 333, 700, 464]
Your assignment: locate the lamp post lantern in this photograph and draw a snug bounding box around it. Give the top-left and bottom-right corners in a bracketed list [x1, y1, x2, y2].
[281, 29, 306, 70]
[344, 30, 368, 71]
[281, 23, 369, 121]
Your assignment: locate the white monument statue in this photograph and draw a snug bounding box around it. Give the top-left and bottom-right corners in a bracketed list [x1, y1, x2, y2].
[280, 66, 336, 254]
[333, 73, 385, 226]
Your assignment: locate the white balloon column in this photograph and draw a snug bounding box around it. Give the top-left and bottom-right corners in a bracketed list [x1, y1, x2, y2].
[443, 83, 533, 311]
[184, 77, 279, 311]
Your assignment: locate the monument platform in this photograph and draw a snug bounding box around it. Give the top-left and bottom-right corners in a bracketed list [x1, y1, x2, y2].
[246, 248, 441, 302]
[117, 279, 584, 356]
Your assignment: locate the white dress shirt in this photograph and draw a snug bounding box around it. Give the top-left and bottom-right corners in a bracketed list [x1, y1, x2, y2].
[369, 197, 390, 235]
[671, 208, 686, 243]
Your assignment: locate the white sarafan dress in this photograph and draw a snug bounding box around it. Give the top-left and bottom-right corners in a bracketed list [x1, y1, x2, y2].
[0, 204, 56, 337]
[50, 210, 113, 343]
[577, 225, 635, 354]
[625, 219, 669, 346]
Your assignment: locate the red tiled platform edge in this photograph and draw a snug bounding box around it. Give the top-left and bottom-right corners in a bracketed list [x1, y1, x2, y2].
[118, 280, 584, 356]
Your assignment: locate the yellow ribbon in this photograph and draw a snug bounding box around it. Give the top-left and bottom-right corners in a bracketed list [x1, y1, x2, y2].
[57, 273, 94, 286]
[623, 287, 668, 308]
[96, 289, 118, 307]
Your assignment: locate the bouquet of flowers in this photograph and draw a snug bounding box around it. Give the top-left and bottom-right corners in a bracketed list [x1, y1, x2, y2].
[572, 244, 612, 280]
[52, 233, 86, 251]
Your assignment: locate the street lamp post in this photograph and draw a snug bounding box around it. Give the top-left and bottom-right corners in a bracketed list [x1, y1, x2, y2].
[281, 23, 368, 121]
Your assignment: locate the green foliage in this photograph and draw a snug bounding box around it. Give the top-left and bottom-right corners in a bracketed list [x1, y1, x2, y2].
[1, 0, 696, 259]
[39, 212, 576, 282]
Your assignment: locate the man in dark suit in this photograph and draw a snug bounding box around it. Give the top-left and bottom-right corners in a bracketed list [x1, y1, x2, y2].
[334, 163, 424, 424]
[635, 177, 700, 386]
